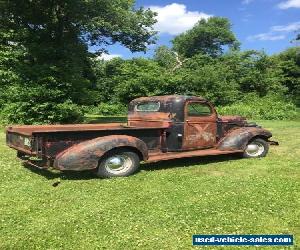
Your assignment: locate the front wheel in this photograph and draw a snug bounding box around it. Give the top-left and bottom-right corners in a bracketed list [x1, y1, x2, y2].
[243, 138, 269, 158]
[96, 149, 140, 178]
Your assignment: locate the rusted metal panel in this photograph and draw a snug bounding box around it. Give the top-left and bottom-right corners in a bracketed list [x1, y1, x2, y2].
[53, 135, 148, 171]
[182, 101, 217, 149]
[41, 128, 161, 158]
[6, 131, 33, 154]
[6, 123, 168, 135]
[6, 124, 165, 162]
[128, 99, 174, 128]
[44, 139, 81, 157]
[128, 95, 216, 151]
[183, 122, 216, 149]
[128, 119, 171, 128]
[147, 148, 242, 163]
[128, 95, 208, 124]
[216, 116, 248, 140]
[217, 127, 272, 151]
[218, 116, 247, 123]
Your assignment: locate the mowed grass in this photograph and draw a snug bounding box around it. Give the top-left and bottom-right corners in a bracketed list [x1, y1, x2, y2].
[0, 120, 299, 250]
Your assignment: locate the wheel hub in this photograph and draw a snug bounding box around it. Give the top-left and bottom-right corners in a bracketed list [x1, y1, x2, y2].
[106, 156, 123, 169]
[245, 142, 265, 157]
[104, 155, 132, 174]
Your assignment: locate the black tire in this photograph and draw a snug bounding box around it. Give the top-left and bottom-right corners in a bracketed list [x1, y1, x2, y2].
[96, 149, 140, 178]
[243, 138, 269, 158]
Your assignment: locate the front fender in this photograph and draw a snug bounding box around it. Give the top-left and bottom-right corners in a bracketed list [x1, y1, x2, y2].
[54, 135, 148, 171]
[217, 127, 272, 151]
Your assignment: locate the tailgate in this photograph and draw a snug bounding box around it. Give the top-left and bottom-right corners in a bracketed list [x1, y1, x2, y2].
[6, 130, 34, 154]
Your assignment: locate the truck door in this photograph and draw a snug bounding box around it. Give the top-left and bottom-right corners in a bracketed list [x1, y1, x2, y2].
[183, 101, 217, 149]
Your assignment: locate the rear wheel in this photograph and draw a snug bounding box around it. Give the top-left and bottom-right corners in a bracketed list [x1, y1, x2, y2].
[243, 138, 269, 158]
[96, 149, 140, 178]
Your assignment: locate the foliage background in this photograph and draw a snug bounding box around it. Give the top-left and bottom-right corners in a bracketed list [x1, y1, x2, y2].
[0, 2, 299, 124]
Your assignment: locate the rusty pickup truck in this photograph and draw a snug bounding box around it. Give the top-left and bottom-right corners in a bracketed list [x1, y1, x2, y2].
[6, 95, 278, 178]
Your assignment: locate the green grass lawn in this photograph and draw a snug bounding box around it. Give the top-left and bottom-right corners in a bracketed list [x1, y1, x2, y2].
[0, 120, 299, 249]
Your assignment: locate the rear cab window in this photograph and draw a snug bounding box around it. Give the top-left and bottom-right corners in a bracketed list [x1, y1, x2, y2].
[135, 101, 160, 112]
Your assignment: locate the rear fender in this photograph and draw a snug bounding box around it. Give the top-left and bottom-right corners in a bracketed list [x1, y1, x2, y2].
[217, 127, 272, 151]
[54, 135, 148, 171]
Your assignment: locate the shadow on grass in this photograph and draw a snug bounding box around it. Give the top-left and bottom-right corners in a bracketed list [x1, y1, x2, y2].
[23, 153, 242, 181]
[23, 163, 97, 181]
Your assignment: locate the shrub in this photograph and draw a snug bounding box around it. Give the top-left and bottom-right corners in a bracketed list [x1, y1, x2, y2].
[87, 103, 127, 116]
[217, 94, 298, 120]
[0, 100, 84, 125]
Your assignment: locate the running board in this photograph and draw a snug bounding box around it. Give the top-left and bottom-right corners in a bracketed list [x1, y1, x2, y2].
[147, 149, 242, 163]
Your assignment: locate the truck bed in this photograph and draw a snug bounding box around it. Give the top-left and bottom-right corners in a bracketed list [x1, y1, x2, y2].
[6, 123, 170, 136]
[6, 123, 169, 157]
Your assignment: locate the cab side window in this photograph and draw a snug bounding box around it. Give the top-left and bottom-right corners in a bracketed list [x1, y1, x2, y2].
[187, 102, 212, 117]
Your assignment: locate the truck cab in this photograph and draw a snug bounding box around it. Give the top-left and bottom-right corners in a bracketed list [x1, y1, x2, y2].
[6, 95, 278, 178]
[128, 95, 218, 151]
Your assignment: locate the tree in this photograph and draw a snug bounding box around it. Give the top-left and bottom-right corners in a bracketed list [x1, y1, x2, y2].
[153, 45, 177, 69]
[92, 57, 124, 103]
[172, 17, 239, 58]
[159, 50, 286, 106]
[275, 47, 300, 106]
[0, 0, 157, 124]
[98, 58, 169, 104]
[0, 29, 24, 108]
[171, 53, 240, 105]
[221, 50, 286, 97]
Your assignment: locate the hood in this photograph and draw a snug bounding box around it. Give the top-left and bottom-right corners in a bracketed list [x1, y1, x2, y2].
[218, 115, 247, 123]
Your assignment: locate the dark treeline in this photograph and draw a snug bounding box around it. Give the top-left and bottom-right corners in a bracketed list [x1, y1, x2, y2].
[0, 1, 299, 124]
